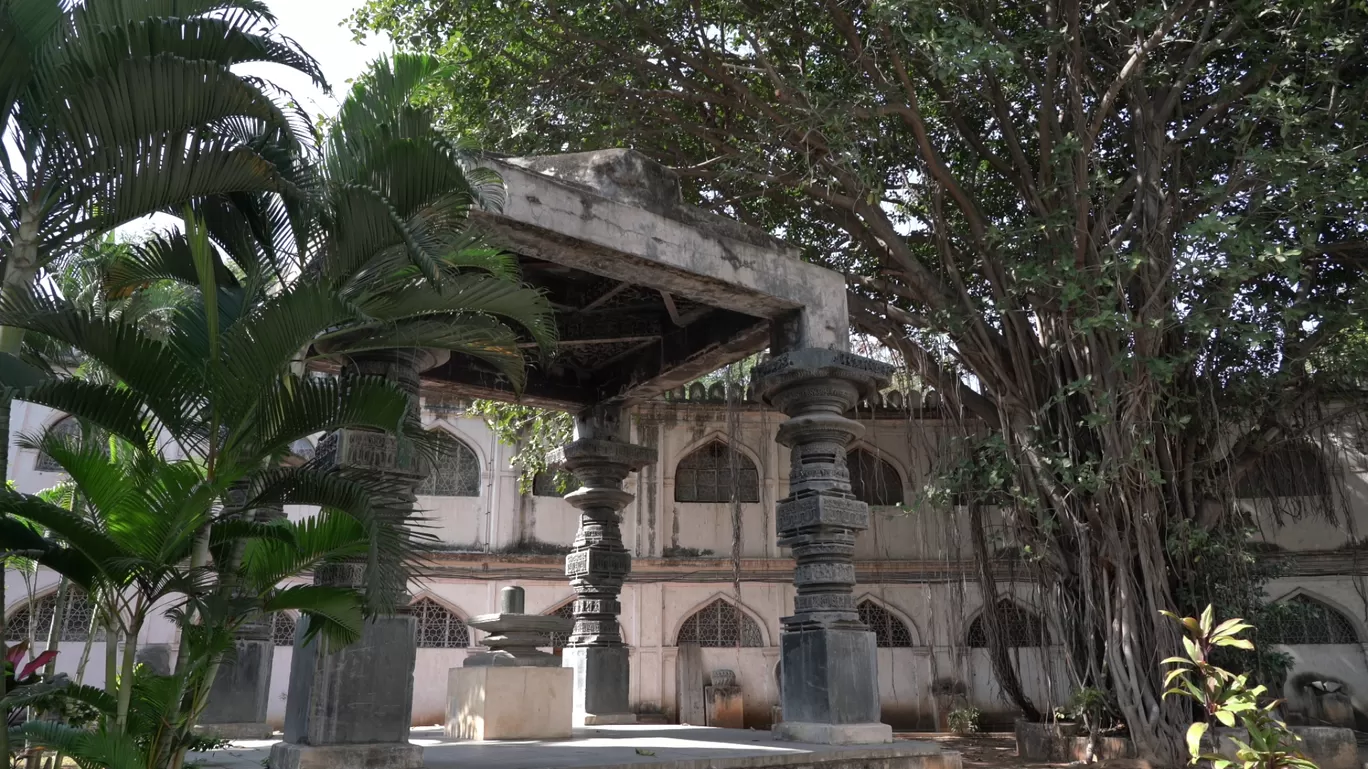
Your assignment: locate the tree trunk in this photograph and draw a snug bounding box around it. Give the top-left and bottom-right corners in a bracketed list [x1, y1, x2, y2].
[967, 502, 1041, 721]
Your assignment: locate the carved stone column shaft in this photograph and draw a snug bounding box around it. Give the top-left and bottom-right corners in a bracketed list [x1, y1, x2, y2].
[272, 350, 433, 769]
[547, 405, 655, 724]
[754, 348, 895, 746]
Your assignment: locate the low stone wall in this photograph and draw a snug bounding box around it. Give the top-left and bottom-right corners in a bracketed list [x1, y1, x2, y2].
[585, 748, 964, 769]
[1015, 721, 1134, 762]
[1016, 721, 1359, 769]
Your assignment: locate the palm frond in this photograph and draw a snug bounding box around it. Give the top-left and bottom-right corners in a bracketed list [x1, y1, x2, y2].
[9, 721, 143, 769]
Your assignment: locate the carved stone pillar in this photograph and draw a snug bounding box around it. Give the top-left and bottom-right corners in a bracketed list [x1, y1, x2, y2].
[270, 350, 435, 769]
[200, 498, 286, 740]
[752, 349, 895, 745]
[547, 405, 656, 725]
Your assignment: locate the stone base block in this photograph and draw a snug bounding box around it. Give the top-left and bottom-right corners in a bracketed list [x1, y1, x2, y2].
[779, 627, 882, 726]
[582, 713, 637, 725]
[446, 666, 573, 740]
[194, 722, 273, 740]
[705, 686, 744, 728]
[563, 646, 634, 724]
[773, 721, 894, 745]
[267, 741, 423, 769]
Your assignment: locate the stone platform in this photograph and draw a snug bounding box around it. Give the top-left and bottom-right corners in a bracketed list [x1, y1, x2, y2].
[199, 725, 960, 769]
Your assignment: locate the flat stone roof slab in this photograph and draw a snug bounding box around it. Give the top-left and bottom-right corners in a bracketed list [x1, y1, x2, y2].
[200, 725, 960, 769]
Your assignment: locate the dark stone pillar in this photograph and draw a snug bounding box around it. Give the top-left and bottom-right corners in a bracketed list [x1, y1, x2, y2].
[201, 499, 285, 740]
[752, 349, 895, 745]
[270, 350, 432, 769]
[547, 405, 656, 725]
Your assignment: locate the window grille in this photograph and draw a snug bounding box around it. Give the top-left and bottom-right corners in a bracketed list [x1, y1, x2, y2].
[966, 601, 1049, 647]
[34, 417, 90, 473]
[858, 600, 914, 647]
[676, 599, 763, 647]
[847, 449, 903, 506]
[272, 613, 297, 646]
[411, 598, 470, 648]
[5, 587, 104, 642]
[416, 435, 481, 497]
[674, 441, 759, 503]
[547, 602, 574, 648]
[1261, 596, 1358, 645]
[1236, 445, 1330, 498]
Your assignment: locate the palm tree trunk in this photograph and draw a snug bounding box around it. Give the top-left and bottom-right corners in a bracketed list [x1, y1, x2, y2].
[114, 616, 143, 732]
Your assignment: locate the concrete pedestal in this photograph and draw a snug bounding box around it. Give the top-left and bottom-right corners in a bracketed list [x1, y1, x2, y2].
[778, 626, 884, 735]
[772, 721, 894, 745]
[446, 666, 573, 740]
[704, 686, 744, 728]
[271, 615, 419, 769]
[199, 638, 273, 739]
[563, 646, 636, 725]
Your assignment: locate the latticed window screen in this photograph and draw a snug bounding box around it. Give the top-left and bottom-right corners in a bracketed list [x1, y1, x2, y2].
[858, 600, 914, 647]
[5, 587, 104, 642]
[272, 613, 297, 646]
[1261, 596, 1359, 645]
[416, 435, 481, 497]
[1236, 445, 1330, 498]
[676, 599, 764, 647]
[847, 449, 904, 506]
[547, 602, 575, 648]
[674, 441, 760, 503]
[966, 601, 1050, 647]
[34, 417, 85, 473]
[532, 472, 580, 497]
[411, 598, 470, 648]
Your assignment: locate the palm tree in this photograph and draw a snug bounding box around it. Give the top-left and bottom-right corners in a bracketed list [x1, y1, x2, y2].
[0, 52, 557, 768]
[0, 0, 327, 479]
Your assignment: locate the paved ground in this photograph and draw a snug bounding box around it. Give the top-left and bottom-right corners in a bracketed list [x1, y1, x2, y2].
[198, 725, 951, 769]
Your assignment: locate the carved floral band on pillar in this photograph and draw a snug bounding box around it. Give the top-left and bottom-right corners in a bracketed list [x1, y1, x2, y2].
[546, 406, 656, 649]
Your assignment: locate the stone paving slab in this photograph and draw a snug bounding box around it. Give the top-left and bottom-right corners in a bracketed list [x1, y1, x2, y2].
[198, 725, 962, 769]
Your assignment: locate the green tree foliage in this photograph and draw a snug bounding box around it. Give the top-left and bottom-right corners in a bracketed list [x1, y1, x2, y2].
[353, 1, 1368, 762]
[0, 53, 554, 768]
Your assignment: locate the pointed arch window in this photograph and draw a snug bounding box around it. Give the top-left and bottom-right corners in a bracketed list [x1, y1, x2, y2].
[966, 601, 1049, 648]
[417, 434, 481, 497]
[676, 599, 763, 647]
[272, 613, 297, 646]
[5, 587, 104, 642]
[674, 441, 760, 503]
[1236, 444, 1329, 498]
[34, 417, 103, 473]
[847, 449, 903, 506]
[411, 598, 470, 648]
[858, 600, 914, 647]
[1261, 596, 1358, 645]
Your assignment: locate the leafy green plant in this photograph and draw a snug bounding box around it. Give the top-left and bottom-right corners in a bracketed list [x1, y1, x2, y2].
[1161, 606, 1316, 769]
[947, 705, 981, 735]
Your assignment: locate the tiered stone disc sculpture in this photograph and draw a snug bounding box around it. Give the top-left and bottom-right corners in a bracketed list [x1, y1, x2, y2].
[446, 587, 575, 740]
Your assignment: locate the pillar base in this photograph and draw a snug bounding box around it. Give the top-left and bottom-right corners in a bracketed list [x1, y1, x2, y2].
[268, 742, 423, 769]
[195, 722, 273, 740]
[563, 646, 634, 725]
[780, 626, 883, 726]
[773, 721, 893, 745]
[446, 666, 573, 740]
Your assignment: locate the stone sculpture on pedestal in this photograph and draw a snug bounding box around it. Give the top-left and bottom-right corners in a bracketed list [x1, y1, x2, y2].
[446, 586, 575, 740]
[704, 669, 744, 729]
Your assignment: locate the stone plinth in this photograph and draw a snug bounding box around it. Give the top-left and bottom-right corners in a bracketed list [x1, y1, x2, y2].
[705, 686, 744, 729]
[753, 348, 896, 746]
[198, 632, 273, 740]
[445, 666, 574, 740]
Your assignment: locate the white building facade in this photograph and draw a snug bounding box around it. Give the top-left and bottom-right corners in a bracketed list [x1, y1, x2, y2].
[7, 393, 1368, 732]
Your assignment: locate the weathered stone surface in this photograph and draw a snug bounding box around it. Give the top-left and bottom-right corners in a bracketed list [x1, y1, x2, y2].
[563, 646, 635, 725]
[706, 686, 745, 729]
[267, 742, 423, 769]
[282, 615, 418, 746]
[200, 638, 272, 728]
[446, 666, 573, 740]
[754, 348, 894, 745]
[772, 721, 893, 746]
